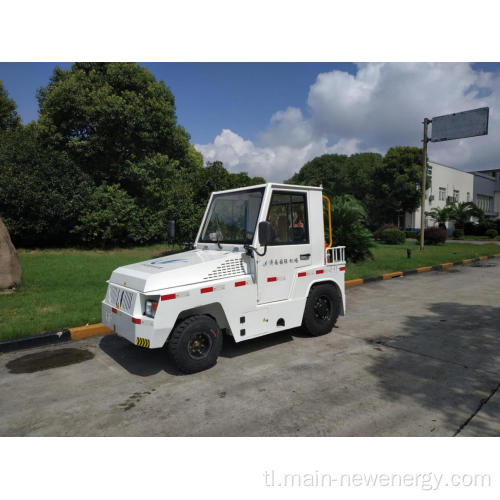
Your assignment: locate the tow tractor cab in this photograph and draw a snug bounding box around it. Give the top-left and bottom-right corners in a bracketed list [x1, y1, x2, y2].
[102, 183, 346, 373]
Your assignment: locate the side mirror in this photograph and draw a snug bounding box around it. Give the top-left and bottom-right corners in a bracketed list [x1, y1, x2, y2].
[258, 220, 273, 247]
[167, 220, 176, 240]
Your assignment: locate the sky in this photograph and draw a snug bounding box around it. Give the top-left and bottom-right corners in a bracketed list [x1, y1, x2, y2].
[1, 62, 500, 182]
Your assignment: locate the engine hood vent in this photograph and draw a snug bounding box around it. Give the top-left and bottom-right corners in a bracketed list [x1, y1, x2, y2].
[204, 257, 246, 280]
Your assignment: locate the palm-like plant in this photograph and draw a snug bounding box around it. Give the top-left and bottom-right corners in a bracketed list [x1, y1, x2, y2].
[426, 206, 451, 225]
[446, 201, 484, 229]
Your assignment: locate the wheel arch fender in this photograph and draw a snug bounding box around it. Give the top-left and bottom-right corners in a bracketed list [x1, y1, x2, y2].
[305, 278, 345, 316]
[173, 301, 230, 335]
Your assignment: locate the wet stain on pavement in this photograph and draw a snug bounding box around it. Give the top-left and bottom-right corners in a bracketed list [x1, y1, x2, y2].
[118, 390, 154, 411]
[6, 348, 94, 374]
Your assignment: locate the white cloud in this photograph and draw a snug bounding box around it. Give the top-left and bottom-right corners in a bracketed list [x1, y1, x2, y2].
[195, 128, 336, 182]
[195, 63, 500, 181]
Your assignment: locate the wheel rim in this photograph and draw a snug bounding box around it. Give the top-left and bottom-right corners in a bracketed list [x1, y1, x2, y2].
[313, 295, 332, 322]
[187, 331, 213, 360]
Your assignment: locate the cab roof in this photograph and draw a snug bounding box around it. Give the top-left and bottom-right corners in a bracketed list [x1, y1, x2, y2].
[212, 182, 323, 195]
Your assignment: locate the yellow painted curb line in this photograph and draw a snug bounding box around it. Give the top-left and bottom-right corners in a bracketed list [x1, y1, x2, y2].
[416, 266, 432, 272]
[69, 323, 113, 340]
[462, 259, 473, 265]
[383, 271, 403, 280]
[346, 278, 364, 288]
[495, 254, 500, 258]
[441, 262, 454, 269]
[479, 255, 488, 261]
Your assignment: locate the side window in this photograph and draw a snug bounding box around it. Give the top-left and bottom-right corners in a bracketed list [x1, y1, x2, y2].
[267, 191, 309, 245]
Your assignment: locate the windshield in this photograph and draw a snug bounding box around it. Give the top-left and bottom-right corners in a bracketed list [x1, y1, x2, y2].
[199, 188, 265, 244]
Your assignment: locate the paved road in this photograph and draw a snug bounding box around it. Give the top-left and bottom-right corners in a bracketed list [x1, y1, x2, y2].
[1, 261, 499, 436]
[444, 239, 500, 245]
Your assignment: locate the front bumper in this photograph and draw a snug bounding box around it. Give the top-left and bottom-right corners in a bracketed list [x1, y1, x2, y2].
[102, 302, 157, 348]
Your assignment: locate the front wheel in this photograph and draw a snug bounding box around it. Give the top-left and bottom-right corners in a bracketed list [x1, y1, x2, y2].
[302, 283, 341, 336]
[167, 315, 223, 373]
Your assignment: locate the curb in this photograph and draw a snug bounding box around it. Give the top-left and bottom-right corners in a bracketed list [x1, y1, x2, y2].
[0, 323, 112, 353]
[345, 254, 499, 289]
[0, 329, 71, 353]
[69, 323, 112, 340]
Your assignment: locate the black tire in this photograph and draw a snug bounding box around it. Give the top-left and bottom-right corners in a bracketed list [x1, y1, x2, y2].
[302, 283, 341, 336]
[167, 315, 222, 373]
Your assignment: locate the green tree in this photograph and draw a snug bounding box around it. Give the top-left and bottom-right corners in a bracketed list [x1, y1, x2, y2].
[286, 154, 350, 196]
[72, 184, 149, 247]
[286, 152, 383, 219]
[0, 123, 93, 246]
[371, 146, 425, 227]
[0, 80, 21, 132]
[36, 62, 193, 183]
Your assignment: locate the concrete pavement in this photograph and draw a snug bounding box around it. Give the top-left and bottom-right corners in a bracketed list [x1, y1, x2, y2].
[0, 261, 499, 436]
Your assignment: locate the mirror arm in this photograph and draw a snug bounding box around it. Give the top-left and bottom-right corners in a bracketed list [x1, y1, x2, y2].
[244, 244, 267, 257]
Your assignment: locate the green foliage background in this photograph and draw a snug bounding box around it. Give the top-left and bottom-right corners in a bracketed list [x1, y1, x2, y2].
[287, 148, 426, 228]
[0, 63, 264, 247]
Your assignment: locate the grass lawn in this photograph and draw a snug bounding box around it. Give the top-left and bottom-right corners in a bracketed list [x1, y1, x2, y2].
[1, 242, 499, 341]
[0, 245, 182, 341]
[346, 242, 500, 281]
[455, 235, 500, 241]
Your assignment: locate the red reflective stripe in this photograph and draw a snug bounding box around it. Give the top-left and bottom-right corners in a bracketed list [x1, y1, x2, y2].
[316, 269, 324, 274]
[111, 307, 117, 314]
[132, 317, 142, 324]
[201, 287, 214, 294]
[267, 277, 277, 282]
[339, 266, 346, 271]
[298, 272, 307, 277]
[235, 281, 246, 287]
[161, 293, 176, 301]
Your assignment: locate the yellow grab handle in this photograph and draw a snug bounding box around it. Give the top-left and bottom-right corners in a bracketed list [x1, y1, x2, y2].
[322, 194, 333, 249]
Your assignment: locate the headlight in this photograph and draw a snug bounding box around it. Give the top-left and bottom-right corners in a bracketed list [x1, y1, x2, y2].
[144, 299, 158, 318]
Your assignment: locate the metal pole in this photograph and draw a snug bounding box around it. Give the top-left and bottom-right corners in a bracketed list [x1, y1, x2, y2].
[419, 118, 430, 251]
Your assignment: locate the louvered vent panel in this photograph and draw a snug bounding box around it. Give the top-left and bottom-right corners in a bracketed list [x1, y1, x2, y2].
[204, 258, 246, 280]
[105, 284, 136, 314]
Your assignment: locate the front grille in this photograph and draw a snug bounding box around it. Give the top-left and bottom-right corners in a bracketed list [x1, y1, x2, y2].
[106, 284, 136, 314]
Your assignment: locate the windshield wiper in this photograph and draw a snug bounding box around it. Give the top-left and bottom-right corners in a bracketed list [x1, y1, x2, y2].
[214, 216, 223, 249]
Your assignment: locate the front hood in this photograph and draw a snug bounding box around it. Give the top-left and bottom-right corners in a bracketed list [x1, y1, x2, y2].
[109, 249, 250, 292]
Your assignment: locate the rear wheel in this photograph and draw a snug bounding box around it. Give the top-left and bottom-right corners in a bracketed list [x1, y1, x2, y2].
[302, 283, 341, 336]
[167, 315, 222, 373]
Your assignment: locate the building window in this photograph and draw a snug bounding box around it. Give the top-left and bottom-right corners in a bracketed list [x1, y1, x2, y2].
[438, 187, 446, 201]
[453, 189, 459, 202]
[467, 192, 471, 202]
[477, 194, 493, 213]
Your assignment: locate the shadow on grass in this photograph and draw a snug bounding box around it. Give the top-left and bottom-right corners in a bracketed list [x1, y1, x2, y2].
[366, 302, 500, 436]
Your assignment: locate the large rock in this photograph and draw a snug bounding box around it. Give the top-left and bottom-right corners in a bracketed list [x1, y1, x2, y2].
[0, 218, 22, 289]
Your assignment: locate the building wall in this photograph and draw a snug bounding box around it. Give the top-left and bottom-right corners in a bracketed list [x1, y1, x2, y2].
[406, 161, 474, 232]
[472, 170, 500, 220]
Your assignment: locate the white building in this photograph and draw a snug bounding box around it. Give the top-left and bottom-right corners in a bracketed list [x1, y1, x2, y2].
[472, 169, 500, 220]
[405, 161, 474, 232]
